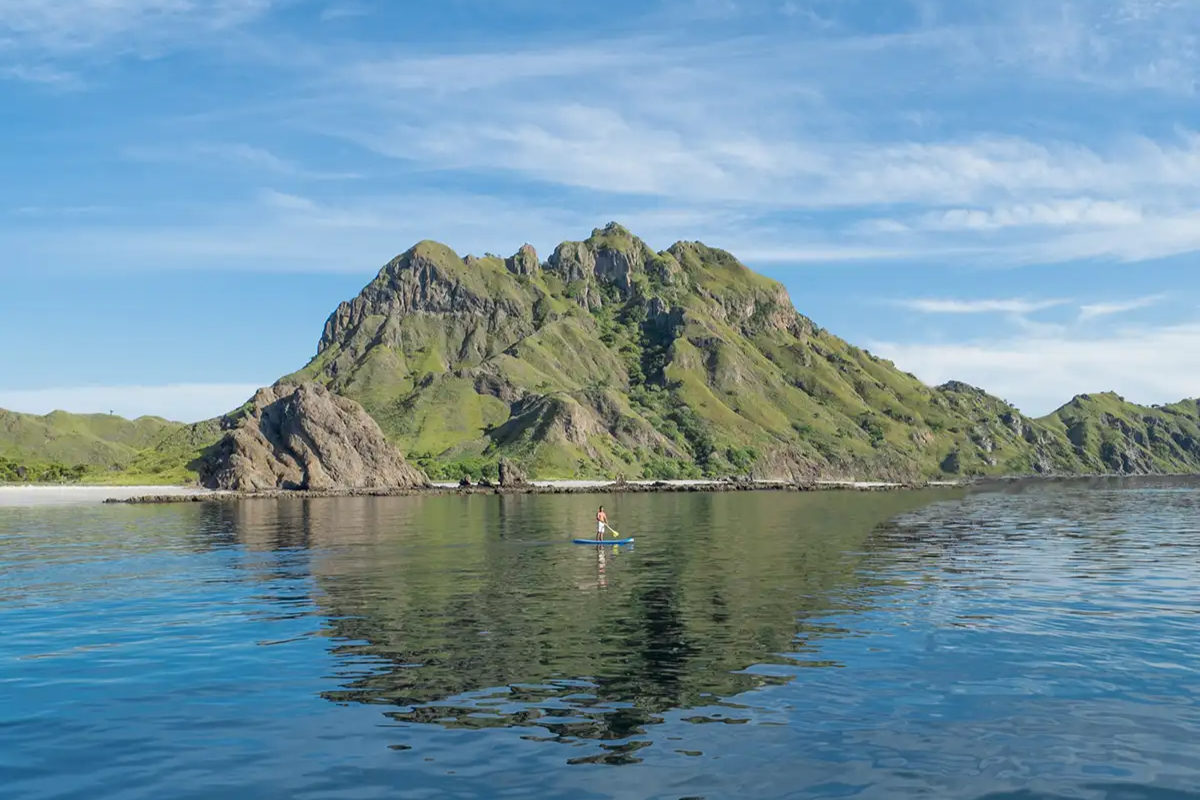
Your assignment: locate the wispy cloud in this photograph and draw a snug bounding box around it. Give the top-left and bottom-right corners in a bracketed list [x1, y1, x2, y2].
[318, 2, 369, 23]
[0, 0, 278, 52]
[329, 93, 1200, 220]
[0, 62, 79, 86]
[1079, 294, 1166, 320]
[11, 0, 1200, 274]
[0, 0, 281, 82]
[298, 18, 1200, 268]
[124, 142, 361, 180]
[894, 297, 1070, 315]
[898, 200, 1146, 233]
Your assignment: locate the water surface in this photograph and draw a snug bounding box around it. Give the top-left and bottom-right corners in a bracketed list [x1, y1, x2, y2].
[3, 481, 1200, 799]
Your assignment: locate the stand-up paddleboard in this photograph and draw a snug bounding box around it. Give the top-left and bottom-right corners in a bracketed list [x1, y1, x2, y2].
[573, 537, 635, 545]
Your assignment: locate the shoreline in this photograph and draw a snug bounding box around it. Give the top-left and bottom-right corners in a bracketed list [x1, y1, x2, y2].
[3, 473, 1193, 508]
[100, 474, 984, 506]
[103, 477, 971, 504]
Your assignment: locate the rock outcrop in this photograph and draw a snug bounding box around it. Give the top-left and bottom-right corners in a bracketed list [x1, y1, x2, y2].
[199, 382, 429, 491]
[498, 458, 528, 487]
[505, 244, 540, 276]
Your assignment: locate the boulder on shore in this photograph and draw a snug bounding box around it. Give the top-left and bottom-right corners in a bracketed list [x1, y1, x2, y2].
[199, 382, 429, 491]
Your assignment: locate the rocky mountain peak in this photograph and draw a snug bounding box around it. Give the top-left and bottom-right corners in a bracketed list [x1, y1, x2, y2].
[505, 243, 540, 276]
[318, 238, 527, 354]
[939, 380, 990, 395]
[543, 222, 662, 303]
[593, 221, 633, 239]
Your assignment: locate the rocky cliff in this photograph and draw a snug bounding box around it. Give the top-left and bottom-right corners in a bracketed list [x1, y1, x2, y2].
[198, 382, 429, 491]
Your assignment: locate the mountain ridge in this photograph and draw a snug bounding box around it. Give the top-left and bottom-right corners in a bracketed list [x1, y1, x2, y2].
[4, 222, 1200, 484]
[283, 222, 1200, 482]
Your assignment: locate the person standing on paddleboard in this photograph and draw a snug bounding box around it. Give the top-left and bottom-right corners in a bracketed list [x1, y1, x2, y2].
[596, 506, 609, 539]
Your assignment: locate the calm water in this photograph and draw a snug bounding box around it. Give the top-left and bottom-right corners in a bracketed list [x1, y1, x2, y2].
[3, 480, 1200, 799]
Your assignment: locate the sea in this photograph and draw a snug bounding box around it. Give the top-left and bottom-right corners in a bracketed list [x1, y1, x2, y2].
[3, 478, 1199, 799]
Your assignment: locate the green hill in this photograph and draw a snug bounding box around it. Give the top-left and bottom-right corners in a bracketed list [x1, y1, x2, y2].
[0, 409, 186, 483]
[6, 222, 1200, 484]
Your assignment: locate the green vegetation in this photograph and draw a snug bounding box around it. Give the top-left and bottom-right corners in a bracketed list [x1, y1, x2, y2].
[0, 402, 239, 485]
[0, 456, 89, 483]
[0, 409, 214, 485]
[272, 222, 1200, 481]
[7, 223, 1200, 484]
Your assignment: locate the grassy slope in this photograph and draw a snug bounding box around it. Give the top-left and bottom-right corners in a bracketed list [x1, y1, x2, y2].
[1040, 393, 1200, 474]
[0, 409, 191, 483]
[0, 407, 239, 486]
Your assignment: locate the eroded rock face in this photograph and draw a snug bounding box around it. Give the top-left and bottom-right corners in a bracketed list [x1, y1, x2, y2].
[546, 241, 596, 283]
[498, 458, 528, 487]
[200, 382, 429, 491]
[505, 244, 540, 276]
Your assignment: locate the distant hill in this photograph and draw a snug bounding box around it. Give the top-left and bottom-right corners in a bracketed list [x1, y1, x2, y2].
[6, 222, 1200, 484]
[0, 409, 185, 483]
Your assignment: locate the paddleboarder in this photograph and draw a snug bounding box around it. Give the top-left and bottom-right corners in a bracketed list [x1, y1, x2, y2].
[596, 506, 609, 540]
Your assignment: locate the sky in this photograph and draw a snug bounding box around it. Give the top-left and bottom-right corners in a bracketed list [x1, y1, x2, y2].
[3, 0, 1200, 422]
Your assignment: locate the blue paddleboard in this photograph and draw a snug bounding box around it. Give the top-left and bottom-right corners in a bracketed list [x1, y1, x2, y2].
[573, 537, 635, 545]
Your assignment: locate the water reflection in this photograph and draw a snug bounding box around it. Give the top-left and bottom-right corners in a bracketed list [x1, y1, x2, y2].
[209, 490, 965, 752]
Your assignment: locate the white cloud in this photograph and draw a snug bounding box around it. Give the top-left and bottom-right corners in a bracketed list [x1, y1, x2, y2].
[1078, 294, 1166, 320]
[123, 143, 360, 180]
[0, 62, 78, 85]
[318, 2, 368, 22]
[0, 0, 276, 50]
[895, 297, 1070, 315]
[911, 200, 1145, 232]
[1014, 209, 1200, 264]
[210, 0, 1196, 270]
[0, 383, 263, 423]
[869, 321, 1200, 417]
[305, 23, 1200, 267]
[730, 244, 932, 263]
[340, 43, 660, 94]
[11, 0, 1200, 272]
[0, 0, 280, 79]
[260, 188, 319, 212]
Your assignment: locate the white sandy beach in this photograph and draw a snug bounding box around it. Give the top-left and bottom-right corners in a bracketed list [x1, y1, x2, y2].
[0, 477, 953, 508]
[0, 485, 209, 507]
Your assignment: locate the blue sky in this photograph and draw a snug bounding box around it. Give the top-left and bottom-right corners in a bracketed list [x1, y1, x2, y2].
[3, 0, 1200, 422]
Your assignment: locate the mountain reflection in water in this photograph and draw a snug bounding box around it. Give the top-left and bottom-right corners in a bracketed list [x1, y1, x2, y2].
[206, 490, 964, 755]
